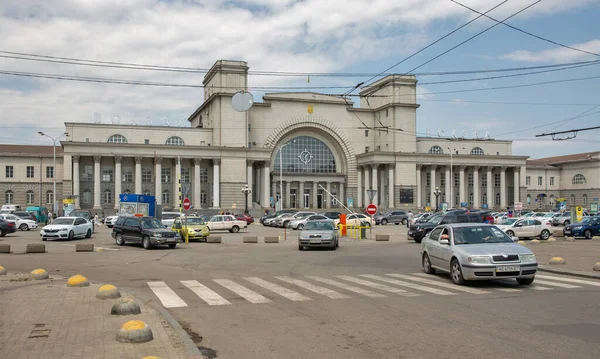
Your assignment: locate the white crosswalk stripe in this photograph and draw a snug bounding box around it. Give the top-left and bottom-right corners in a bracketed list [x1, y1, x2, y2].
[245, 277, 311, 301]
[410, 272, 522, 293]
[495, 288, 523, 292]
[148, 281, 188, 308]
[276, 276, 350, 299]
[213, 279, 271, 304]
[181, 280, 231, 306]
[531, 285, 553, 291]
[389, 273, 490, 294]
[359, 275, 456, 295]
[335, 275, 420, 297]
[306, 276, 387, 298]
[536, 275, 600, 287]
[533, 280, 581, 289]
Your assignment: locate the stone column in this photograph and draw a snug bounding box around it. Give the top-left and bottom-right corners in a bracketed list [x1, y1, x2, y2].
[114, 156, 122, 209]
[458, 166, 466, 206]
[213, 159, 220, 209]
[339, 182, 345, 207]
[325, 181, 331, 209]
[262, 162, 270, 208]
[513, 168, 520, 205]
[487, 167, 493, 208]
[93, 156, 101, 209]
[416, 165, 422, 209]
[312, 182, 318, 209]
[444, 166, 450, 207]
[500, 166, 507, 209]
[473, 166, 480, 208]
[357, 166, 363, 208]
[430, 166, 437, 209]
[73, 155, 80, 209]
[173, 158, 181, 209]
[135, 157, 142, 195]
[388, 165, 395, 209]
[364, 166, 371, 204]
[193, 158, 201, 209]
[285, 180, 291, 209]
[246, 160, 253, 203]
[299, 181, 305, 208]
[371, 164, 379, 206]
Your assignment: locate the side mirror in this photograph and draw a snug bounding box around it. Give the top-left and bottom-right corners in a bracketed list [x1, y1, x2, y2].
[512, 236, 519, 242]
[439, 239, 450, 245]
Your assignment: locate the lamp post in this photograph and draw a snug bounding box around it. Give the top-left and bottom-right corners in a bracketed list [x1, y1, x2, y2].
[446, 146, 467, 209]
[242, 184, 251, 215]
[433, 186, 442, 212]
[38, 131, 69, 217]
[276, 140, 295, 211]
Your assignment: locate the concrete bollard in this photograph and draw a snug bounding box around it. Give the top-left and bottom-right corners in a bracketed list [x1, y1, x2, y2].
[565, 237, 576, 242]
[547, 237, 557, 243]
[67, 274, 90, 287]
[592, 236, 600, 241]
[26, 244, 46, 253]
[593, 262, 600, 271]
[530, 239, 540, 244]
[0, 244, 10, 253]
[30, 268, 49, 280]
[207, 236, 222, 243]
[549, 257, 566, 265]
[517, 241, 527, 246]
[96, 284, 121, 299]
[75, 243, 94, 252]
[141, 357, 163, 359]
[116, 320, 153, 343]
[264, 236, 279, 243]
[111, 297, 141, 315]
[243, 236, 258, 243]
[552, 230, 564, 238]
[0, 265, 6, 275]
[375, 234, 390, 241]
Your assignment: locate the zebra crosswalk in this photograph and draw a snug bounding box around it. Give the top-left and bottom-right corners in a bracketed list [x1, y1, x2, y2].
[147, 273, 600, 309]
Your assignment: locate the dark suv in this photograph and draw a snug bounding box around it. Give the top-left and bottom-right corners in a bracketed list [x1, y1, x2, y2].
[112, 216, 178, 249]
[408, 211, 482, 243]
[374, 210, 408, 225]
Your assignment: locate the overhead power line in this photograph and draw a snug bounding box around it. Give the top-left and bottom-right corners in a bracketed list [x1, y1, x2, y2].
[495, 108, 600, 138]
[535, 125, 600, 140]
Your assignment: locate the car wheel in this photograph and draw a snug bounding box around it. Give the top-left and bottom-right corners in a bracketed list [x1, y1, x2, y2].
[298, 244, 303, 251]
[142, 236, 152, 250]
[0, 229, 6, 237]
[231, 226, 240, 233]
[168, 243, 176, 249]
[422, 253, 436, 274]
[381, 219, 388, 225]
[401, 219, 407, 225]
[413, 237, 422, 244]
[85, 229, 92, 238]
[68, 230, 74, 241]
[517, 277, 534, 285]
[115, 233, 124, 246]
[19, 223, 28, 231]
[564, 220, 570, 226]
[506, 230, 515, 237]
[336, 239, 339, 248]
[584, 229, 592, 239]
[450, 259, 466, 285]
[297, 224, 304, 230]
[540, 229, 550, 240]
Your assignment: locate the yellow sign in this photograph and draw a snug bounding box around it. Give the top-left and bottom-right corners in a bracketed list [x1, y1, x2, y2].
[425, 206, 431, 212]
[307, 104, 314, 114]
[576, 206, 583, 222]
[63, 198, 74, 204]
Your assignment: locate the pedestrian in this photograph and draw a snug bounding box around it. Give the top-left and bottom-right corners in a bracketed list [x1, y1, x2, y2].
[94, 213, 99, 227]
[48, 212, 53, 224]
[407, 211, 414, 228]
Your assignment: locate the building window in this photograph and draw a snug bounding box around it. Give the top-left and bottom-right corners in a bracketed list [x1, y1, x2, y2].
[470, 147, 484, 156]
[468, 173, 473, 187]
[144, 139, 150, 145]
[102, 167, 114, 182]
[82, 189, 91, 204]
[82, 165, 93, 181]
[440, 174, 445, 187]
[582, 194, 588, 205]
[46, 190, 54, 204]
[46, 166, 54, 179]
[165, 136, 185, 146]
[26, 190, 35, 204]
[385, 109, 389, 117]
[5, 166, 13, 178]
[364, 130, 369, 137]
[572, 174, 586, 184]
[200, 168, 208, 183]
[273, 135, 337, 173]
[428, 146, 444, 154]
[5, 190, 13, 204]
[494, 174, 501, 187]
[454, 172, 459, 186]
[527, 194, 531, 204]
[495, 193, 501, 205]
[482, 193, 487, 205]
[200, 192, 207, 204]
[161, 168, 171, 183]
[162, 190, 170, 205]
[426, 172, 431, 186]
[104, 189, 112, 204]
[481, 174, 487, 187]
[550, 195, 555, 206]
[142, 168, 153, 183]
[122, 169, 133, 182]
[570, 194, 575, 205]
[526, 176, 531, 185]
[27, 166, 35, 178]
[107, 134, 128, 144]
[181, 168, 191, 183]
[537, 176, 543, 186]
[550, 177, 555, 186]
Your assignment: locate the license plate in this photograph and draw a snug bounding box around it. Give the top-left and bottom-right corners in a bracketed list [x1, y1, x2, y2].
[310, 239, 322, 244]
[496, 266, 520, 272]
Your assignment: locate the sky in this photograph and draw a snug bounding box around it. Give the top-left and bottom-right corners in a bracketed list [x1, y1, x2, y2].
[0, 0, 599, 159]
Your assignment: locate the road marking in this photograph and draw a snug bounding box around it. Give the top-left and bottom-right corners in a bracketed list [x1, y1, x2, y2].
[335, 275, 420, 297]
[213, 279, 271, 304]
[147, 282, 188, 308]
[305, 276, 387, 298]
[388, 274, 490, 294]
[495, 288, 523, 292]
[276, 276, 350, 299]
[245, 277, 311, 301]
[531, 285, 552, 291]
[180, 280, 231, 306]
[359, 275, 456, 296]
[61, 244, 119, 251]
[410, 272, 520, 293]
[533, 280, 581, 289]
[536, 274, 600, 287]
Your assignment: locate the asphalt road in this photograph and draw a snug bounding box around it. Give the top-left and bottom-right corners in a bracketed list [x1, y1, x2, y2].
[1, 223, 600, 359]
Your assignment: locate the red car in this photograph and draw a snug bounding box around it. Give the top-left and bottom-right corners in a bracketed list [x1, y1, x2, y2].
[235, 214, 254, 225]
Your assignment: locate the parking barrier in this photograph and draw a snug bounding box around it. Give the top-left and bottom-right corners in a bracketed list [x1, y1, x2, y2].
[67, 274, 90, 287]
[96, 284, 121, 299]
[0, 265, 6, 275]
[264, 236, 279, 243]
[592, 236, 600, 241]
[207, 236, 222, 243]
[594, 262, 600, 271]
[243, 236, 258, 243]
[549, 257, 566, 265]
[530, 239, 540, 244]
[111, 297, 141, 315]
[547, 237, 557, 242]
[75, 243, 94, 252]
[375, 234, 390, 241]
[0, 244, 10, 253]
[116, 320, 153, 343]
[30, 268, 49, 280]
[338, 224, 371, 240]
[26, 243, 46, 253]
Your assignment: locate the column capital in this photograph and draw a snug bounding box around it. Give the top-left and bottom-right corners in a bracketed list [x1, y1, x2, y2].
[246, 159, 254, 166]
[114, 156, 122, 164]
[263, 160, 271, 167]
[93, 156, 102, 163]
[154, 157, 162, 165]
[459, 165, 467, 171]
[500, 166, 507, 172]
[416, 164, 422, 170]
[194, 158, 202, 165]
[134, 157, 143, 164]
[73, 155, 80, 162]
[212, 159, 221, 166]
[487, 166, 494, 172]
[472, 165, 480, 171]
[371, 163, 379, 170]
[172, 157, 180, 166]
[429, 165, 438, 171]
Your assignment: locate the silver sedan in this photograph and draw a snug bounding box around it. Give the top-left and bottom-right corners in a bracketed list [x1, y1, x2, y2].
[298, 220, 339, 250]
[420, 223, 537, 285]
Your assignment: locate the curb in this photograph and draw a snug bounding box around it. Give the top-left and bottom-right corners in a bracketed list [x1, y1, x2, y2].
[538, 265, 600, 280]
[148, 302, 204, 358]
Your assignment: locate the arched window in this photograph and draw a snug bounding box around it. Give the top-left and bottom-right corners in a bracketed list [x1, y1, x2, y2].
[122, 189, 132, 194]
[583, 194, 588, 205]
[26, 190, 35, 204]
[570, 194, 575, 205]
[274, 136, 337, 173]
[107, 134, 128, 144]
[5, 190, 13, 204]
[165, 136, 185, 146]
[572, 174, 586, 184]
[103, 189, 112, 204]
[470, 147, 484, 156]
[46, 190, 54, 204]
[428, 146, 444, 154]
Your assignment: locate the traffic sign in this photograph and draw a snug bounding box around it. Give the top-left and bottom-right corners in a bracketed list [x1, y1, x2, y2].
[183, 197, 191, 210]
[514, 202, 523, 211]
[366, 203, 377, 215]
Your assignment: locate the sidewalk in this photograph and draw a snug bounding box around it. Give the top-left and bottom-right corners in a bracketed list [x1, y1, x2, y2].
[527, 238, 600, 276]
[0, 271, 203, 359]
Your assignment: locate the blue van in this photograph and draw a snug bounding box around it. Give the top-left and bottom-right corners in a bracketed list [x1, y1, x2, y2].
[26, 207, 48, 223]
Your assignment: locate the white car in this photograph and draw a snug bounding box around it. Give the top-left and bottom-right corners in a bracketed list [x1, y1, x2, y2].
[161, 212, 184, 228]
[40, 217, 93, 241]
[345, 213, 375, 227]
[0, 213, 37, 231]
[289, 214, 330, 230]
[205, 215, 247, 233]
[495, 218, 552, 240]
[104, 215, 119, 228]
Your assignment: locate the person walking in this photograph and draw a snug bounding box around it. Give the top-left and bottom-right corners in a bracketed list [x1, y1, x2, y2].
[94, 213, 99, 227]
[47, 212, 53, 224]
[407, 211, 414, 228]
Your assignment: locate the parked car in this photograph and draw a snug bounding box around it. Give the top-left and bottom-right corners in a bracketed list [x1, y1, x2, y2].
[408, 212, 482, 243]
[69, 209, 94, 222]
[552, 212, 572, 226]
[235, 214, 254, 225]
[161, 212, 184, 228]
[374, 210, 408, 225]
[563, 216, 600, 239]
[1, 204, 21, 213]
[0, 213, 38, 231]
[495, 218, 552, 240]
[205, 215, 247, 233]
[420, 223, 538, 285]
[283, 212, 316, 229]
[298, 220, 339, 250]
[323, 212, 342, 221]
[40, 217, 93, 241]
[289, 214, 330, 230]
[413, 212, 433, 224]
[345, 213, 375, 227]
[104, 215, 119, 228]
[272, 212, 298, 228]
[0, 218, 17, 236]
[112, 216, 178, 249]
[171, 216, 210, 241]
[12, 211, 37, 222]
[260, 210, 297, 225]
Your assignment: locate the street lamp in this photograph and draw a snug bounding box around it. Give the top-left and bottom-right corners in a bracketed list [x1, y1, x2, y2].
[38, 131, 69, 217]
[277, 140, 295, 211]
[242, 184, 251, 215]
[433, 186, 442, 212]
[446, 146, 467, 209]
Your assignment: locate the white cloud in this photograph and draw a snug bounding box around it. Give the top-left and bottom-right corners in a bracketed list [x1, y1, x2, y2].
[502, 39, 600, 63]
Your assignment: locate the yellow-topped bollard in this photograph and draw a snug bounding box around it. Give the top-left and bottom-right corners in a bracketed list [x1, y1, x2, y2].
[30, 268, 49, 280]
[116, 320, 153, 343]
[96, 284, 121, 299]
[67, 274, 90, 287]
[0, 265, 6, 276]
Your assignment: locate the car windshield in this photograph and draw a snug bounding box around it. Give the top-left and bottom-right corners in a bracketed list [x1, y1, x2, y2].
[70, 212, 90, 219]
[499, 218, 518, 225]
[141, 218, 165, 229]
[51, 218, 75, 225]
[427, 216, 443, 225]
[182, 217, 205, 225]
[453, 226, 514, 245]
[304, 221, 335, 231]
[579, 217, 593, 223]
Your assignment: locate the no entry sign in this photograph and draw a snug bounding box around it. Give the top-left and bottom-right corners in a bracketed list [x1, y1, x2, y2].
[366, 203, 377, 215]
[183, 198, 191, 210]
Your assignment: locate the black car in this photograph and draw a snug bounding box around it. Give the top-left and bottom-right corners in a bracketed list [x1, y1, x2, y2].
[0, 219, 17, 236]
[112, 216, 178, 249]
[408, 212, 482, 243]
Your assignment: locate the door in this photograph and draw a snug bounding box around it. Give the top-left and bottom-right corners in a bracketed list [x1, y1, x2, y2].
[122, 218, 137, 241]
[520, 219, 535, 237]
[317, 190, 323, 209]
[425, 227, 443, 268]
[303, 193, 310, 209]
[212, 216, 224, 230]
[290, 190, 297, 209]
[74, 218, 85, 236]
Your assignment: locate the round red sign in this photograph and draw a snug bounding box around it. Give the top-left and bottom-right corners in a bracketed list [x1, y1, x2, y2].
[366, 203, 377, 215]
[183, 198, 191, 210]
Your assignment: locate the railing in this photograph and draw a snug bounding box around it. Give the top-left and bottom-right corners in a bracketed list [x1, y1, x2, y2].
[337, 224, 371, 240]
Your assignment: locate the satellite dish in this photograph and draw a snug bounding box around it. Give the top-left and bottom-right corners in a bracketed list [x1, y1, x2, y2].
[94, 112, 102, 124]
[111, 115, 120, 124]
[231, 91, 254, 112]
